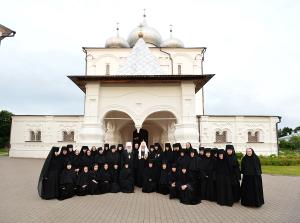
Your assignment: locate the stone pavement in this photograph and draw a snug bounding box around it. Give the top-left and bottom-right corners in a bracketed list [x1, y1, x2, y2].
[0, 157, 299, 223]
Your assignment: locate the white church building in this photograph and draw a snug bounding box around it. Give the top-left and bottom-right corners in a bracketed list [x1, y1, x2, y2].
[9, 15, 281, 158]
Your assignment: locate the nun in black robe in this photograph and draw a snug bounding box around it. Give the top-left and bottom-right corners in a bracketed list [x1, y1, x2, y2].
[72, 150, 81, 174]
[80, 146, 89, 156]
[117, 144, 124, 154]
[142, 160, 158, 193]
[188, 150, 200, 197]
[226, 144, 241, 202]
[119, 162, 134, 193]
[176, 149, 190, 170]
[241, 148, 264, 207]
[215, 149, 234, 206]
[198, 147, 205, 158]
[162, 143, 174, 166]
[172, 143, 180, 163]
[110, 163, 121, 193]
[199, 148, 216, 201]
[76, 166, 90, 196]
[99, 163, 112, 194]
[81, 150, 94, 170]
[168, 164, 179, 199]
[88, 163, 101, 195]
[107, 145, 120, 168]
[38, 146, 61, 199]
[104, 143, 110, 155]
[58, 162, 77, 200]
[59, 146, 69, 169]
[158, 161, 169, 195]
[177, 166, 201, 205]
[91, 146, 98, 157]
[95, 147, 106, 169]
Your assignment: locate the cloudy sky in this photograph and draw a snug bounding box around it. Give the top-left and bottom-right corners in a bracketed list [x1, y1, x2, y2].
[0, 0, 299, 128]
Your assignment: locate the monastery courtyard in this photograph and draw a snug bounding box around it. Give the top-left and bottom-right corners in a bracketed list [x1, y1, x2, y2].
[0, 157, 299, 223]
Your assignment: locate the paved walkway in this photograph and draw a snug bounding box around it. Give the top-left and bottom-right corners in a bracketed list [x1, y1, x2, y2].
[0, 157, 299, 223]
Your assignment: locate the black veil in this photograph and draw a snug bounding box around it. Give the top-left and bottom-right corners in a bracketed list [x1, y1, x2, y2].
[37, 146, 59, 198]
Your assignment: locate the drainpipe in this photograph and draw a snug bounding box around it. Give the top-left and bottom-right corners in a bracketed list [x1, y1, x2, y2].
[159, 47, 173, 75]
[197, 115, 201, 145]
[82, 48, 87, 76]
[276, 116, 282, 156]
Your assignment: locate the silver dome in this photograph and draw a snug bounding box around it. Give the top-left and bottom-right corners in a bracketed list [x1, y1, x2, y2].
[105, 36, 130, 48]
[127, 20, 162, 47]
[160, 37, 184, 48]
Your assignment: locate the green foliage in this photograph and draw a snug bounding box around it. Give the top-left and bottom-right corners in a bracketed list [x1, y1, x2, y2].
[278, 127, 293, 137]
[279, 136, 300, 150]
[0, 110, 13, 148]
[262, 166, 300, 176]
[294, 126, 300, 133]
[235, 152, 243, 160]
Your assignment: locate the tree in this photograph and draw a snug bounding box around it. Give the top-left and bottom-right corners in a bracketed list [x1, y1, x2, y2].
[279, 127, 293, 137]
[0, 110, 13, 148]
[294, 126, 300, 133]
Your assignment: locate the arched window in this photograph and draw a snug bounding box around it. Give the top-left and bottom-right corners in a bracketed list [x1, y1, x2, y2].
[178, 64, 182, 75]
[30, 131, 35, 141]
[216, 131, 227, 143]
[106, 63, 110, 75]
[28, 130, 42, 142]
[62, 131, 75, 142]
[248, 131, 260, 143]
[36, 131, 41, 141]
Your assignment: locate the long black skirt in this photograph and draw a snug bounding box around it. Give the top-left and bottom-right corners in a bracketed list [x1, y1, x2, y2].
[142, 181, 157, 193]
[88, 181, 99, 195]
[111, 182, 120, 193]
[120, 180, 134, 193]
[76, 185, 89, 196]
[169, 185, 178, 199]
[201, 177, 215, 201]
[241, 175, 264, 207]
[216, 175, 234, 206]
[158, 183, 169, 195]
[179, 185, 201, 205]
[99, 182, 111, 194]
[43, 170, 59, 199]
[58, 183, 75, 200]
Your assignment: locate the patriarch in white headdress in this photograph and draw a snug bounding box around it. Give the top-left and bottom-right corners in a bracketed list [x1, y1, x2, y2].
[138, 140, 149, 159]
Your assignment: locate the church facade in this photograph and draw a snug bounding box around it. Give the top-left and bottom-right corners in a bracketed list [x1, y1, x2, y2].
[9, 16, 281, 158]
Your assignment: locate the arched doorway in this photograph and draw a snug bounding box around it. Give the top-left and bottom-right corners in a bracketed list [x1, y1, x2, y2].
[142, 111, 177, 146]
[103, 110, 135, 145]
[133, 128, 149, 146]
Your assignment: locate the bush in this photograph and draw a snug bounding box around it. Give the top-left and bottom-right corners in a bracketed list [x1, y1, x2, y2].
[259, 155, 300, 166]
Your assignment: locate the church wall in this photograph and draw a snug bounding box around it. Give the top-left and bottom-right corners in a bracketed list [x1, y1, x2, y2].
[85, 48, 204, 76]
[9, 115, 83, 158]
[199, 115, 280, 155]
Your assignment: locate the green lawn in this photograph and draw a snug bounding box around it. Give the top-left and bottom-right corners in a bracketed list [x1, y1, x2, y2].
[262, 165, 300, 176]
[0, 148, 8, 156]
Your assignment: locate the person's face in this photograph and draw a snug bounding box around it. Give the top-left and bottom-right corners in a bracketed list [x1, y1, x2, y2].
[99, 150, 104, 154]
[162, 164, 167, 169]
[154, 146, 158, 150]
[180, 152, 184, 156]
[227, 149, 233, 155]
[246, 149, 253, 156]
[114, 164, 118, 169]
[104, 164, 109, 170]
[63, 150, 67, 155]
[190, 152, 195, 157]
[141, 144, 145, 149]
[87, 150, 91, 156]
[150, 148, 154, 152]
[68, 148, 73, 152]
[134, 144, 139, 149]
[206, 152, 211, 158]
[75, 150, 79, 155]
[83, 167, 88, 172]
[92, 146, 96, 151]
[219, 154, 224, 160]
[55, 151, 59, 156]
[165, 147, 169, 151]
[118, 147, 122, 150]
[200, 150, 204, 155]
[83, 148, 87, 153]
[94, 165, 99, 171]
[149, 163, 153, 168]
[125, 164, 129, 168]
[175, 147, 179, 151]
[186, 143, 191, 149]
[67, 164, 72, 169]
[172, 167, 176, 172]
[182, 168, 187, 174]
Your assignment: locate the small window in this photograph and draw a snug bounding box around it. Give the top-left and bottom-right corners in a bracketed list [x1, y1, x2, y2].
[106, 64, 110, 75]
[63, 131, 75, 142]
[178, 64, 182, 75]
[36, 131, 41, 141]
[216, 131, 227, 143]
[30, 131, 35, 141]
[248, 131, 260, 143]
[28, 130, 41, 142]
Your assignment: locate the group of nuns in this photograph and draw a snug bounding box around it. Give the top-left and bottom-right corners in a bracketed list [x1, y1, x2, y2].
[38, 141, 264, 207]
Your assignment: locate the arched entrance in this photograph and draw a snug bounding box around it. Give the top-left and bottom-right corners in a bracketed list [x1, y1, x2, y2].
[103, 110, 135, 145]
[142, 111, 177, 146]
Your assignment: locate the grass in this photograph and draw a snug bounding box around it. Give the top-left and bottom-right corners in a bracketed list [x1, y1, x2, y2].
[0, 148, 9, 156]
[262, 165, 300, 176]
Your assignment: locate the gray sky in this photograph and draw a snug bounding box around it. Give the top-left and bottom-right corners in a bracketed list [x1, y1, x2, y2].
[0, 0, 299, 128]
